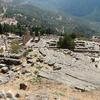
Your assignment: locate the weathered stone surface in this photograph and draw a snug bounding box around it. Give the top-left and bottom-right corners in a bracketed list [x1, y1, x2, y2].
[39, 70, 97, 91]
[37, 50, 100, 90]
[39, 48, 48, 56]
[25, 94, 35, 100]
[69, 96, 79, 100]
[1, 67, 9, 73]
[48, 59, 55, 66]
[11, 66, 21, 72]
[21, 63, 31, 68]
[0, 57, 22, 65]
[21, 63, 27, 67]
[0, 75, 10, 84]
[25, 72, 32, 77]
[0, 90, 18, 100]
[0, 64, 6, 68]
[7, 70, 14, 76]
[53, 63, 61, 70]
[27, 59, 34, 64]
[6, 92, 13, 98]
[26, 55, 32, 59]
[62, 49, 71, 55]
[21, 69, 32, 77]
[25, 94, 49, 100]
[36, 56, 44, 63]
[38, 49, 100, 91]
[0, 91, 6, 98]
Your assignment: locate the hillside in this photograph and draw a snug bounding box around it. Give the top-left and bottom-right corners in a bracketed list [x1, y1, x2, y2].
[13, 0, 99, 15]
[3, 0, 100, 21]
[14, 0, 100, 24]
[82, 7, 100, 22]
[3, 2, 99, 36]
[1, 0, 100, 36]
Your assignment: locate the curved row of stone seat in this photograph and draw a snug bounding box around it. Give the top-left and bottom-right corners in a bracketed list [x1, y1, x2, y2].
[0, 53, 24, 59]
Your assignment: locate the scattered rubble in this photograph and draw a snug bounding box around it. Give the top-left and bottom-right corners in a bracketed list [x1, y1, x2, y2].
[25, 94, 49, 100]
[0, 91, 17, 100]
[1, 66, 9, 73]
[0, 34, 100, 99]
[0, 75, 10, 84]
[19, 83, 27, 90]
[15, 93, 20, 98]
[39, 48, 48, 57]
[53, 63, 62, 70]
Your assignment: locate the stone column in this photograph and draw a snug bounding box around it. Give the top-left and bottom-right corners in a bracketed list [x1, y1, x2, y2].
[23, 29, 30, 45]
[38, 31, 40, 42]
[32, 32, 35, 42]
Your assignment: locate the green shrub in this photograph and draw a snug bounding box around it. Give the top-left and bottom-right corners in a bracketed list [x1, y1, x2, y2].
[0, 48, 4, 53]
[57, 33, 75, 50]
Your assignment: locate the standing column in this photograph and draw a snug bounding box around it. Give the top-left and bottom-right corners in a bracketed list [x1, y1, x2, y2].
[38, 31, 40, 42]
[32, 32, 35, 42]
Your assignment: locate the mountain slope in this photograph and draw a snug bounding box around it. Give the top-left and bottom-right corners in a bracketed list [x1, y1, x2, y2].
[2, 0, 100, 36]
[3, 0, 100, 22]
[4, 3, 99, 36]
[19, 0, 100, 22]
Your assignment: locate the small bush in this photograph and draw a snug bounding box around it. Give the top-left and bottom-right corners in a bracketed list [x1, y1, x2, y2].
[57, 33, 75, 50]
[70, 33, 76, 39]
[0, 48, 4, 53]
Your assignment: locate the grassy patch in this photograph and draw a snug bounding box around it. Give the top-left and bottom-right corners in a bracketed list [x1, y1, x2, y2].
[30, 76, 42, 84]
[10, 40, 20, 54]
[55, 92, 65, 97]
